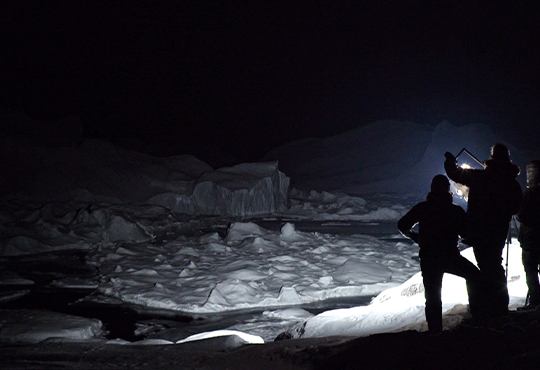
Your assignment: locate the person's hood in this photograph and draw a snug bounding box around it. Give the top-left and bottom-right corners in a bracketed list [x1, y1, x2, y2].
[484, 158, 521, 179]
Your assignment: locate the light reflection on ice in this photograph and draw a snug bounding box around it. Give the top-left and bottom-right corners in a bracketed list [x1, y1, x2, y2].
[83, 221, 418, 314]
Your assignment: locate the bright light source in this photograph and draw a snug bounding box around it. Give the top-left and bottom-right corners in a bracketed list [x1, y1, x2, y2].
[450, 163, 472, 201]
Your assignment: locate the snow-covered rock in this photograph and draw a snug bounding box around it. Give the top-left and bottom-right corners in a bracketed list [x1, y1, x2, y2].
[0, 310, 104, 344]
[0, 203, 157, 256]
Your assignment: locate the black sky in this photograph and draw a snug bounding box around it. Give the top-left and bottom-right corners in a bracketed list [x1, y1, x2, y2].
[1, 1, 539, 162]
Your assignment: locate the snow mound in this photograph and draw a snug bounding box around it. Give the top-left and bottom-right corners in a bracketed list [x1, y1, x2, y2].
[224, 222, 270, 243]
[0, 203, 158, 256]
[332, 259, 393, 284]
[176, 329, 264, 346]
[280, 222, 305, 242]
[290, 242, 529, 339]
[0, 291, 31, 303]
[0, 310, 104, 344]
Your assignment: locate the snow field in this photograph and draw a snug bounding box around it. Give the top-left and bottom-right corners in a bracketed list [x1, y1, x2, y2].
[0, 120, 535, 345]
[86, 221, 420, 314]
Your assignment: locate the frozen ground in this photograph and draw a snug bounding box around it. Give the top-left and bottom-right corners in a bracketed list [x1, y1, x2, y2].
[0, 120, 537, 369]
[0, 197, 529, 344]
[0, 194, 423, 343]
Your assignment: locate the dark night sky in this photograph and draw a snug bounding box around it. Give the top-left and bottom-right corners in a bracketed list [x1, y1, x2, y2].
[1, 1, 539, 162]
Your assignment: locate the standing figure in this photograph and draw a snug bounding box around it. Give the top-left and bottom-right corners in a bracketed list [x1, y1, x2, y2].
[398, 175, 481, 333]
[444, 143, 522, 319]
[517, 160, 540, 310]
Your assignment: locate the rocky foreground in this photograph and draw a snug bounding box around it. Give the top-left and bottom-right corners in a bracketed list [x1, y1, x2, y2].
[2, 307, 540, 370]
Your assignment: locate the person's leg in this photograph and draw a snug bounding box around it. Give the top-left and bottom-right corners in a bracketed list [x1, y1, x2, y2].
[474, 241, 508, 317]
[444, 254, 483, 320]
[445, 254, 481, 281]
[421, 260, 444, 333]
[535, 251, 540, 306]
[522, 250, 540, 306]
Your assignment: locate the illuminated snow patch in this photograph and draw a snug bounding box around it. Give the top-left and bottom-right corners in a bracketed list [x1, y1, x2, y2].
[87, 222, 420, 313]
[176, 330, 264, 345]
[293, 241, 528, 339]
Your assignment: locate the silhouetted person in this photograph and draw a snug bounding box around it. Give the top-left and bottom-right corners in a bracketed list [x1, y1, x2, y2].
[517, 160, 540, 310]
[444, 143, 522, 320]
[398, 174, 481, 334]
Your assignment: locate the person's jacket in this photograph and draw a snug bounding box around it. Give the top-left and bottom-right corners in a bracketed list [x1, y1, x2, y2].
[398, 192, 465, 259]
[444, 157, 522, 243]
[518, 186, 540, 250]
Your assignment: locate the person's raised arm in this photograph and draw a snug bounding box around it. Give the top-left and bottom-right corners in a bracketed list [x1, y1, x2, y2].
[444, 151, 472, 186]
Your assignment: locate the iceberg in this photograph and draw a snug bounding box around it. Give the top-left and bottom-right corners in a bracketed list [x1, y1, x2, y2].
[148, 162, 290, 216]
[3, 139, 289, 217]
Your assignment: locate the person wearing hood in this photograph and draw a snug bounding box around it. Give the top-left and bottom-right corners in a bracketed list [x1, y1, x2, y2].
[398, 174, 481, 334]
[444, 143, 522, 320]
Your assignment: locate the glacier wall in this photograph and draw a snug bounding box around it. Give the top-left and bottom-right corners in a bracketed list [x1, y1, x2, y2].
[2, 139, 290, 217]
[147, 162, 290, 216]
